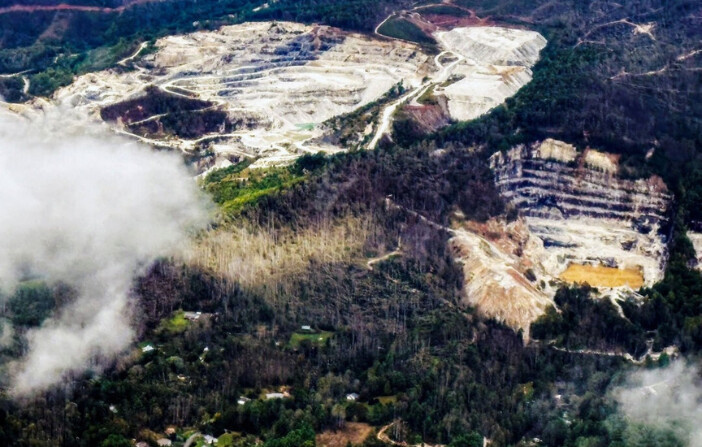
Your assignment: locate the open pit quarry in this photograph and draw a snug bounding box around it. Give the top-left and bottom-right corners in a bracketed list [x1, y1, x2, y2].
[451, 139, 672, 338]
[50, 21, 431, 170]
[23, 20, 547, 171]
[433, 27, 546, 121]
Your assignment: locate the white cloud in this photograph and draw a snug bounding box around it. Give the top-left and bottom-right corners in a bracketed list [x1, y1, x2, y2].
[0, 110, 210, 395]
[613, 361, 702, 447]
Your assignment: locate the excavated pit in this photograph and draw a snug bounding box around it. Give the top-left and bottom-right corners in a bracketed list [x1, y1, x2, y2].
[491, 139, 671, 286]
[434, 27, 546, 121]
[452, 139, 672, 338]
[40, 20, 546, 171]
[52, 21, 432, 169]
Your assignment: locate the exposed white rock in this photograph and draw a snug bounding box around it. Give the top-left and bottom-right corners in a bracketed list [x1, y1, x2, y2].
[440, 64, 535, 121]
[450, 219, 554, 340]
[50, 21, 432, 168]
[491, 141, 672, 286]
[451, 140, 672, 338]
[535, 138, 577, 163]
[435, 27, 547, 66]
[35, 21, 546, 169]
[688, 232, 702, 270]
[433, 27, 546, 122]
[529, 216, 666, 284]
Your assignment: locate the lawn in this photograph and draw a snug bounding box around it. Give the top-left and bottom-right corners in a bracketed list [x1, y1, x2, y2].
[158, 310, 189, 334]
[377, 17, 437, 46]
[376, 395, 398, 405]
[288, 331, 333, 349]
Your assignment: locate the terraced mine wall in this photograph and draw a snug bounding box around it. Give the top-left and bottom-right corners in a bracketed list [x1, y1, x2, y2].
[490, 139, 672, 286]
[43, 20, 546, 171]
[451, 140, 672, 339]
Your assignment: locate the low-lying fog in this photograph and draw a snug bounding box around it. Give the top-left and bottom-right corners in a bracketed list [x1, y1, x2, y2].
[0, 110, 210, 396]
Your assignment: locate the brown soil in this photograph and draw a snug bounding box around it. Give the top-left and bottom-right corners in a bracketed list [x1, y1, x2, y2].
[316, 423, 374, 447]
[402, 101, 450, 134]
[422, 13, 492, 29]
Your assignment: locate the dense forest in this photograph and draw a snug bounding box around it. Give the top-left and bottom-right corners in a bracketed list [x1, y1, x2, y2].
[1, 0, 702, 446]
[0, 144, 695, 447]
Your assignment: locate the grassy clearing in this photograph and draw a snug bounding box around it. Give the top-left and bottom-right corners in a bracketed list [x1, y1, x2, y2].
[158, 310, 189, 334]
[202, 155, 327, 216]
[377, 18, 436, 46]
[204, 163, 304, 215]
[288, 331, 333, 349]
[559, 264, 644, 289]
[376, 395, 397, 405]
[316, 422, 374, 447]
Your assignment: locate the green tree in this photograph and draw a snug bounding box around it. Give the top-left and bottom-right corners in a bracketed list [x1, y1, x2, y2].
[101, 434, 132, 447]
[264, 424, 315, 447]
[448, 432, 482, 447]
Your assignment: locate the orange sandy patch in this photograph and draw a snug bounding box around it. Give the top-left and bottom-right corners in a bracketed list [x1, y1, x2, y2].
[559, 264, 644, 288]
[316, 422, 373, 447]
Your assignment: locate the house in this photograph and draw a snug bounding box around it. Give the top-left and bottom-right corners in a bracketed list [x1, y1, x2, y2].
[142, 345, 155, 353]
[184, 311, 202, 321]
[165, 427, 177, 436]
[135, 442, 149, 447]
[265, 392, 286, 400]
[237, 396, 251, 405]
[301, 325, 312, 331]
[346, 393, 359, 401]
[157, 439, 172, 447]
[203, 435, 218, 445]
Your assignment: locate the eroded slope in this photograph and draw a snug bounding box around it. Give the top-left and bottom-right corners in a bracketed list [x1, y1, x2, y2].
[450, 218, 553, 340]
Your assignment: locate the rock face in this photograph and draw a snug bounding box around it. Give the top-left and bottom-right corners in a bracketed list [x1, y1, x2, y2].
[491, 139, 671, 286]
[453, 139, 672, 338]
[688, 232, 702, 270]
[433, 27, 547, 121]
[436, 27, 546, 66]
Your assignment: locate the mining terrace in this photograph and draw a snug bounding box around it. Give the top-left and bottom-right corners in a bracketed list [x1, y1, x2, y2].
[37, 20, 545, 172]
